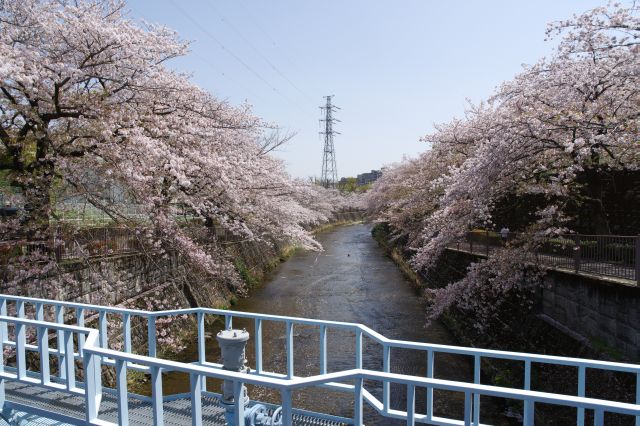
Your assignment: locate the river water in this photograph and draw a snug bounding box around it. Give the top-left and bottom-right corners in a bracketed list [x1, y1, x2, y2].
[165, 223, 506, 424]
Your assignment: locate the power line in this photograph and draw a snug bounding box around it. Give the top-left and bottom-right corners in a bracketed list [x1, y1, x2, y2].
[236, 1, 279, 49]
[205, 2, 315, 105]
[235, 1, 315, 98]
[165, 0, 302, 110]
[190, 50, 266, 104]
[128, 3, 263, 104]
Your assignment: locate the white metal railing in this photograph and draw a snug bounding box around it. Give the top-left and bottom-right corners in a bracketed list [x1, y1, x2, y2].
[0, 294, 638, 425]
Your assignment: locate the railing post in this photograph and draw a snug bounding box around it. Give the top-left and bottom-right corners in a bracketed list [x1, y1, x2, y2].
[55, 305, 66, 379]
[594, 408, 604, 426]
[382, 344, 390, 413]
[35, 302, 44, 321]
[38, 325, 50, 385]
[16, 299, 24, 319]
[280, 388, 293, 426]
[98, 310, 108, 383]
[406, 384, 416, 426]
[148, 316, 156, 357]
[76, 307, 85, 354]
[286, 321, 294, 379]
[524, 360, 533, 426]
[354, 377, 363, 425]
[233, 380, 245, 426]
[573, 235, 581, 273]
[320, 325, 327, 374]
[151, 366, 164, 426]
[64, 329, 75, 391]
[224, 314, 232, 330]
[190, 373, 202, 426]
[197, 311, 205, 364]
[123, 313, 131, 353]
[84, 351, 99, 423]
[16, 301, 25, 379]
[116, 359, 129, 426]
[473, 355, 481, 425]
[355, 328, 363, 369]
[464, 391, 472, 426]
[426, 350, 434, 421]
[0, 298, 7, 344]
[16, 320, 26, 380]
[255, 318, 263, 374]
[524, 399, 535, 426]
[99, 311, 108, 349]
[197, 311, 206, 392]
[577, 365, 586, 426]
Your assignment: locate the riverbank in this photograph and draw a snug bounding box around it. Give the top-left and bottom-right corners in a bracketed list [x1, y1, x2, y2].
[371, 223, 636, 424]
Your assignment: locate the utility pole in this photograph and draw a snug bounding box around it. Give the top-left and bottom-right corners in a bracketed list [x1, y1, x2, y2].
[319, 95, 340, 188]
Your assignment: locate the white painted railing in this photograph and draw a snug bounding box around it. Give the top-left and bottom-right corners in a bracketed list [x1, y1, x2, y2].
[0, 294, 638, 425]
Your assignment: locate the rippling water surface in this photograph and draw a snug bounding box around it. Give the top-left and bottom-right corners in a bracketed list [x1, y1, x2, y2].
[165, 223, 508, 424]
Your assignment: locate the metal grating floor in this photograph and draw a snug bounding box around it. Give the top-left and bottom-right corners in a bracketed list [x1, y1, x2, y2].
[4, 381, 349, 425]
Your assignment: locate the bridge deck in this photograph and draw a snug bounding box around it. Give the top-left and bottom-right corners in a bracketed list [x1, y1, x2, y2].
[3, 381, 348, 426]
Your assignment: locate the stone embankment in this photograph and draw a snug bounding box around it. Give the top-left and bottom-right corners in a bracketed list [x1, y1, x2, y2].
[372, 223, 636, 424]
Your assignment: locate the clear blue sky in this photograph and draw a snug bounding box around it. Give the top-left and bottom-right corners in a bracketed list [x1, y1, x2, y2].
[127, 0, 606, 179]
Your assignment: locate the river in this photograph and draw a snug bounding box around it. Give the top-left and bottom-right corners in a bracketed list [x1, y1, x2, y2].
[165, 223, 507, 424]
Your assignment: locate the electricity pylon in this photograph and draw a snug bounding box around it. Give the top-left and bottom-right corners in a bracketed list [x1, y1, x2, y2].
[319, 95, 340, 188]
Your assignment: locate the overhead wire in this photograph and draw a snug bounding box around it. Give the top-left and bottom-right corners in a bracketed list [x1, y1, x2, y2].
[235, 0, 316, 101]
[190, 50, 267, 104]
[205, 2, 315, 106]
[165, 0, 304, 110]
[127, 2, 263, 104]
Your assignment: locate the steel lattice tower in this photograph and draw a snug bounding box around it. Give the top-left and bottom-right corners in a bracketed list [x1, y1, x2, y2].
[319, 95, 340, 188]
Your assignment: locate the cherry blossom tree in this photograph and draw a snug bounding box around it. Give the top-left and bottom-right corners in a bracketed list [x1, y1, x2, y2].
[368, 2, 640, 325]
[0, 0, 352, 298]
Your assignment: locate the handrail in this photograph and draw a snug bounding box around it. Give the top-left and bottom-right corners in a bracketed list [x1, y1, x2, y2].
[0, 294, 639, 425]
[85, 344, 640, 415]
[1, 294, 637, 373]
[0, 315, 94, 334]
[454, 230, 639, 284]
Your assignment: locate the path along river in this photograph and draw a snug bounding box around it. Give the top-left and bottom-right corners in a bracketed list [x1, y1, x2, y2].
[165, 223, 507, 424]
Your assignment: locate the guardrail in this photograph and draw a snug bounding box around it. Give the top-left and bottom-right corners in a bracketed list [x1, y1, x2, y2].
[453, 231, 639, 284]
[0, 226, 142, 262]
[0, 294, 638, 425]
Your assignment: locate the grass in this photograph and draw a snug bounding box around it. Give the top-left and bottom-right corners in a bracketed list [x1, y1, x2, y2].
[234, 259, 259, 287]
[590, 336, 625, 360]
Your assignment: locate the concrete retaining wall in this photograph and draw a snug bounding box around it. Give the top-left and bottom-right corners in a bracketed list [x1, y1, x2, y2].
[541, 271, 640, 360]
[438, 247, 640, 360]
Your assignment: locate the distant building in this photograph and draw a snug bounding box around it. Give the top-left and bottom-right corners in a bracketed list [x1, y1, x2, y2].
[356, 170, 382, 186]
